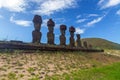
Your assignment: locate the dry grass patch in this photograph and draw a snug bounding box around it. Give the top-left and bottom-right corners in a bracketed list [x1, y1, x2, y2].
[0, 51, 120, 80]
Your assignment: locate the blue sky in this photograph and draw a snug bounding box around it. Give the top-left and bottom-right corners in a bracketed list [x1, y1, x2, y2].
[0, 0, 120, 44]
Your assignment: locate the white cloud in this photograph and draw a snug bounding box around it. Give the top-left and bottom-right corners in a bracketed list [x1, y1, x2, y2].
[116, 10, 120, 15]
[0, 0, 78, 15]
[33, 0, 77, 15]
[0, 15, 3, 18]
[76, 19, 87, 23]
[88, 14, 99, 17]
[0, 0, 27, 12]
[75, 28, 85, 34]
[76, 15, 81, 19]
[42, 19, 48, 27]
[98, 0, 104, 5]
[41, 18, 66, 29]
[98, 0, 120, 9]
[10, 16, 32, 27]
[86, 16, 104, 26]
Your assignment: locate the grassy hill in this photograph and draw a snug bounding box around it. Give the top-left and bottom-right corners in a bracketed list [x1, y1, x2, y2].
[81, 38, 120, 50]
[0, 51, 120, 80]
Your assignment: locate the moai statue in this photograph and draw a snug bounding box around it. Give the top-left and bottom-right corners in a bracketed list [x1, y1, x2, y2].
[32, 15, 42, 43]
[59, 25, 67, 46]
[89, 44, 92, 49]
[47, 19, 55, 45]
[69, 26, 75, 47]
[83, 41, 88, 48]
[76, 34, 82, 47]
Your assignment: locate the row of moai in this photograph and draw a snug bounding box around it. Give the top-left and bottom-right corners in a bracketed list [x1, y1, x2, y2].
[32, 15, 91, 48]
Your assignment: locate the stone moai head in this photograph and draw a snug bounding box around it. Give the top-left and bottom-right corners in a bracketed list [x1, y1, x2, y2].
[60, 25, 67, 35]
[33, 15, 42, 31]
[76, 34, 81, 39]
[69, 26, 75, 37]
[47, 19, 55, 32]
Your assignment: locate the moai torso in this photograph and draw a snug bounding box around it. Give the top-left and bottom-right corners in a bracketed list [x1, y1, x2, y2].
[32, 31, 41, 43]
[59, 25, 67, 46]
[69, 26, 75, 47]
[47, 19, 55, 45]
[32, 15, 42, 43]
[76, 34, 82, 47]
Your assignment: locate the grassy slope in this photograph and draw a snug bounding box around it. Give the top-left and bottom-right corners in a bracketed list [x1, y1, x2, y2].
[46, 62, 120, 80]
[82, 38, 120, 50]
[0, 51, 120, 80]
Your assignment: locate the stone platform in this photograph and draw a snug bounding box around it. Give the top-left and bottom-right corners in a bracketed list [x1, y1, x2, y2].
[0, 41, 104, 52]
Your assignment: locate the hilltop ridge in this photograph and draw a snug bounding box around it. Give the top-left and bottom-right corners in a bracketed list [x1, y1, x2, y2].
[82, 38, 120, 50]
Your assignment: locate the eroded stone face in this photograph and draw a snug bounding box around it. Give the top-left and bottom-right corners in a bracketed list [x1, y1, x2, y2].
[69, 26, 75, 47]
[33, 15, 42, 24]
[47, 19, 55, 27]
[76, 34, 82, 47]
[59, 25, 67, 46]
[32, 15, 42, 43]
[47, 19, 55, 45]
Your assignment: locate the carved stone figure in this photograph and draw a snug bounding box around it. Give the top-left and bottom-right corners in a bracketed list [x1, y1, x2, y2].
[89, 44, 92, 49]
[59, 25, 67, 46]
[32, 15, 42, 43]
[76, 34, 82, 47]
[69, 26, 75, 47]
[47, 19, 55, 45]
[83, 41, 88, 48]
[32, 30, 41, 43]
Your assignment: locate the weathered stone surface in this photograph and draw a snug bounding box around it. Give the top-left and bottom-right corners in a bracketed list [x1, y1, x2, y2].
[47, 32, 54, 45]
[60, 35, 66, 46]
[76, 34, 82, 47]
[70, 37, 75, 47]
[89, 44, 92, 49]
[47, 19, 55, 27]
[33, 15, 42, 31]
[47, 19, 55, 45]
[59, 25, 67, 46]
[69, 26, 75, 47]
[83, 41, 88, 48]
[32, 15, 42, 43]
[32, 30, 41, 43]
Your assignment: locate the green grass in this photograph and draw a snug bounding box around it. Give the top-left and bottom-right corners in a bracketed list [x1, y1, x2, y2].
[7, 72, 18, 80]
[27, 67, 35, 73]
[46, 62, 120, 80]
